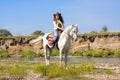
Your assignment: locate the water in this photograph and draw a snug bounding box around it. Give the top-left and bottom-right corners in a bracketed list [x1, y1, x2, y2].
[0, 57, 120, 63]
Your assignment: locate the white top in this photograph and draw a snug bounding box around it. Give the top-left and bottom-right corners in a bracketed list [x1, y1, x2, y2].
[53, 20, 64, 31]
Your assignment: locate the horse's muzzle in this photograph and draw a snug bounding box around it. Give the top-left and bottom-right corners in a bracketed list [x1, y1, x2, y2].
[75, 38, 78, 41]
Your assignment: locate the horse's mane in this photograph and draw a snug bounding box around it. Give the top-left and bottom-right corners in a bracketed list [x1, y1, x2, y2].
[64, 25, 74, 33]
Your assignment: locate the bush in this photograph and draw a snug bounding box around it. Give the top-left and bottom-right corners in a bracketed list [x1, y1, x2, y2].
[85, 49, 114, 57]
[52, 50, 59, 56]
[85, 49, 94, 57]
[0, 50, 9, 58]
[32, 30, 44, 36]
[69, 51, 83, 56]
[36, 52, 44, 57]
[21, 50, 36, 58]
[0, 29, 12, 36]
[102, 50, 114, 57]
[114, 50, 120, 57]
[92, 50, 103, 57]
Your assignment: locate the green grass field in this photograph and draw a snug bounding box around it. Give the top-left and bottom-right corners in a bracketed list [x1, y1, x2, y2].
[0, 60, 116, 80]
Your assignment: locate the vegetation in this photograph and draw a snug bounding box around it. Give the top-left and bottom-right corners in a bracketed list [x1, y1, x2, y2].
[101, 25, 108, 32]
[114, 50, 120, 57]
[0, 60, 116, 80]
[78, 32, 120, 37]
[0, 49, 120, 58]
[0, 29, 12, 36]
[83, 49, 114, 57]
[0, 31, 119, 39]
[20, 50, 36, 58]
[0, 50, 9, 58]
[52, 50, 59, 56]
[69, 51, 83, 56]
[32, 30, 44, 36]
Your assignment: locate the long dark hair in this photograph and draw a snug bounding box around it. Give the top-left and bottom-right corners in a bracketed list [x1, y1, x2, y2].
[53, 12, 64, 24]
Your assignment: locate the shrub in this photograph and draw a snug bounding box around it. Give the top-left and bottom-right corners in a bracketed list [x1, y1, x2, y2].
[85, 49, 114, 57]
[85, 49, 94, 57]
[114, 50, 120, 57]
[0, 29, 12, 36]
[69, 51, 83, 56]
[32, 30, 44, 35]
[52, 50, 59, 56]
[36, 52, 44, 57]
[102, 50, 114, 57]
[20, 50, 36, 58]
[92, 50, 103, 57]
[0, 50, 9, 58]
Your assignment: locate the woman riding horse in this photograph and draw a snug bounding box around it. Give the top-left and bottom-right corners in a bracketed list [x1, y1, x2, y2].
[52, 12, 64, 44]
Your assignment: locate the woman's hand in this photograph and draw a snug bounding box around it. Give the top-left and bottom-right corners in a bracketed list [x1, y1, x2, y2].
[57, 27, 64, 31]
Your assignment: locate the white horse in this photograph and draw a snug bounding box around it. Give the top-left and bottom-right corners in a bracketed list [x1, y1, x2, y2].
[29, 24, 78, 67]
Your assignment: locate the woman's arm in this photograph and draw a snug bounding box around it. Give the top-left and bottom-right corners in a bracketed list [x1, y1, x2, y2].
[58, 20, 64, 29]
[53, 21, 64, 31]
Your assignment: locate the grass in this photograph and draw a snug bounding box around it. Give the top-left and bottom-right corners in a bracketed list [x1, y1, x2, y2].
[0, 60, 116, 80]
[52, 50, 59, 56]
[78, 32, 120, 37]
[84, 49, 115, 57]
[114, 50, 120, 57]
[0, 50, 9, 58]
[20, 50, 36, 58]
[0, 49, 120, 58]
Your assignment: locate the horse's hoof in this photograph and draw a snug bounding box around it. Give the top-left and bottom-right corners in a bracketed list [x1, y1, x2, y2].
[46, 63, 50, 66]
[65, 67, 68, 70]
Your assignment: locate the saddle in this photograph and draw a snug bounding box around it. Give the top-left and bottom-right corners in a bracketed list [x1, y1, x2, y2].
[47, 31, 62, 46]
[47, 32, 54, 45]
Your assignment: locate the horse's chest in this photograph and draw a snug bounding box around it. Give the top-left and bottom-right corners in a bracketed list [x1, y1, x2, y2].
[64, 40, 71, 49]
[58, 35, 71, 51]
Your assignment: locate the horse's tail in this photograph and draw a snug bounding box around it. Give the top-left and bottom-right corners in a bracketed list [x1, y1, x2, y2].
[29, 36, 43, 45]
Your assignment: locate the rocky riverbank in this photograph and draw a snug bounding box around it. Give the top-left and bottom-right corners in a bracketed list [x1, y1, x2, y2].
[0, 32, 120, 57]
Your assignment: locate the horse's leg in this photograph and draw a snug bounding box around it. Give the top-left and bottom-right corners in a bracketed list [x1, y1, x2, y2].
[64, 51, 68, 68]
[44, 46, 49, 66]
[59, 49, 63, 66]
[47, 48, 52, 65]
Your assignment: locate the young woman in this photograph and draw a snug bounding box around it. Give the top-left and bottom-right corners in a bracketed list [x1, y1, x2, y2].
[52, 12, 64, 44]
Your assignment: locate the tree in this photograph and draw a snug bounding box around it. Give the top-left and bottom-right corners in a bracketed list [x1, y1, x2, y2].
[101, 25, 108, 32]
[90, 31, 98, 33]
[32, 30, 44, 35]
[0, 29, 12, 36]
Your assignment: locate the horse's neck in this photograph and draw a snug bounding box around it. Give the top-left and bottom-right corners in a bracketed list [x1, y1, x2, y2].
[63, 25, 72, 35]
[60, 25, 72, 39]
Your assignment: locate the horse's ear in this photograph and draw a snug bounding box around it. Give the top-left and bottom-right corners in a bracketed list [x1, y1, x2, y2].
[75, 24, 78, 27]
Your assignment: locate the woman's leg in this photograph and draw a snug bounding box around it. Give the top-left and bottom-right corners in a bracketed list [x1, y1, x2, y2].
[53, 31, 58, 43]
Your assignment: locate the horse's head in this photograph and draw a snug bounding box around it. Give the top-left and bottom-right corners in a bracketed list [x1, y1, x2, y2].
[69, 24, 78, 41]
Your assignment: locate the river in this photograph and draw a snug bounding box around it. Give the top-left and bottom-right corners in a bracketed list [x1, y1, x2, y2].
[0, 57, 120, 63]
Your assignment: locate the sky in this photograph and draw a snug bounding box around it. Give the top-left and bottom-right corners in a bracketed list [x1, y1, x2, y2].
[0, 0, 120, 36]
